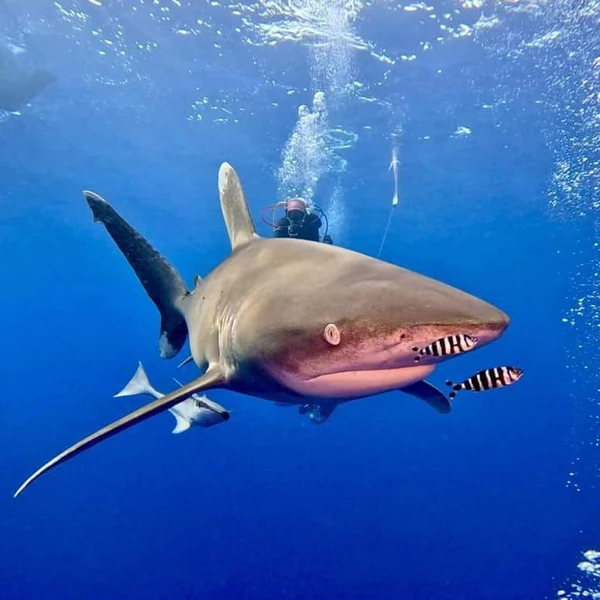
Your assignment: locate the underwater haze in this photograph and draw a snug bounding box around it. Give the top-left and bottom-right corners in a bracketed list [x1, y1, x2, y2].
[1, 0, 600, 598]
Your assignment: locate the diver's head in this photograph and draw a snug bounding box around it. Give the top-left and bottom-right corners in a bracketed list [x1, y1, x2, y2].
[285, 198, 308, 237]
[285, 197, 308, 222]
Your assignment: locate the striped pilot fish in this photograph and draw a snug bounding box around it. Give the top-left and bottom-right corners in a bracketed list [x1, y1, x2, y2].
[446, 366, 523, 399]
[412, 334, 477, 362]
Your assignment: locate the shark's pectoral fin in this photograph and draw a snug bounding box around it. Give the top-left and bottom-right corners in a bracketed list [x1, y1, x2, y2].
[399, 381, 451, 414]
[218, 162, 260, 251]
[14, 368, 224, 497]
[84, 191, 189, 360]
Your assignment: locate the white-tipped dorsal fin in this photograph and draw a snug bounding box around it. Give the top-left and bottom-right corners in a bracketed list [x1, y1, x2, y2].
[171, 412, 192, 434]
[114, 362, 160, 399]
[218, 162, 259, 251]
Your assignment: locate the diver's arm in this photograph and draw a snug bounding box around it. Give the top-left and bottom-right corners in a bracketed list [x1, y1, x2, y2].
[272, 217, 289, 238]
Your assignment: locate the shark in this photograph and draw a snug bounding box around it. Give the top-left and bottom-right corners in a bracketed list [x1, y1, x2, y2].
[14, 162, 510, 497]
[114, 361, 230, 434]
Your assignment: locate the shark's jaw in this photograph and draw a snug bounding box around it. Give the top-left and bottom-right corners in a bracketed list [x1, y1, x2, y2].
[272, 363, 437, 399]
[262, 319, 509, 400]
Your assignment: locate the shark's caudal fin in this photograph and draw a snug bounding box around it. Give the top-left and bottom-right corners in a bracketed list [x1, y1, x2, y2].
[14, 368, 224, 497]
[399, 381, 452, 414]
[218, 162, 259, 251]
[114, 362, 161, 399]
[84, 191, 189, 359]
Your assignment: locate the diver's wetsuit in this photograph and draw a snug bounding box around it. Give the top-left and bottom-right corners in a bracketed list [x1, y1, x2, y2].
[273, 212, 333, 244]
[273, 212, 322, 241]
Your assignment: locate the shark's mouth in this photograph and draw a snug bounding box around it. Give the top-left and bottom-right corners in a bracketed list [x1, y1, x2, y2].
[270, 363, 436, 400]
[264, 319, 510, 400]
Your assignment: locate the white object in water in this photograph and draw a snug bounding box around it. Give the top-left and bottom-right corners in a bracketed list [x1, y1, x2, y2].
[114, 362, 229, 434]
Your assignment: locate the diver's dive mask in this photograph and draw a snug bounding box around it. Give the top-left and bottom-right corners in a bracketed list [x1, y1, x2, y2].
[285, 198, 307, 237]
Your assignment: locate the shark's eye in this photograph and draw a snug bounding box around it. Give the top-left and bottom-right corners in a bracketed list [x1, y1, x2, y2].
[323, 323, 341, 346]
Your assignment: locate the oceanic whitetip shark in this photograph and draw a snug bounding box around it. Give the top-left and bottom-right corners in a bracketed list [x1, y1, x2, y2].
[14, 162, 510, 497]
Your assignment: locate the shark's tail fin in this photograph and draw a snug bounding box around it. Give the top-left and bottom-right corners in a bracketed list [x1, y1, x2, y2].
[114, 362, 161, 399]
[84, 191, 189, 359]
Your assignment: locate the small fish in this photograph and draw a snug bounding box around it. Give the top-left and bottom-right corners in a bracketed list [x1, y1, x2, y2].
[413, 334, 477, 362]
[446, 366, 523, 399]
[114, 361, 230, 433]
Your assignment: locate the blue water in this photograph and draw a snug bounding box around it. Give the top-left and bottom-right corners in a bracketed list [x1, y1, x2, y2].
[2, 1, 600, 598]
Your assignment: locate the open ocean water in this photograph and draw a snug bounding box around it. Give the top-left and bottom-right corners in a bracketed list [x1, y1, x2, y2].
[1, 1, 600, 598]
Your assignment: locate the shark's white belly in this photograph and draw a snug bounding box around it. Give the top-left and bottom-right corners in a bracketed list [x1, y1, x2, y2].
[273, 364, 436, 399]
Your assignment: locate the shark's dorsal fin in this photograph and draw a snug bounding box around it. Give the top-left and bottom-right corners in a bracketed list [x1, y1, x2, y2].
[218, 162, 259, 251]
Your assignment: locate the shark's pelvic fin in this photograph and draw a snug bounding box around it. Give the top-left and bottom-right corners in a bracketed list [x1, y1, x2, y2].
[14, 368, 224, 497]
[399, 381, 451, 414]
[114, 361, 159, 399]
[218, 162, 259, 252]
[83, 191, 189, 360]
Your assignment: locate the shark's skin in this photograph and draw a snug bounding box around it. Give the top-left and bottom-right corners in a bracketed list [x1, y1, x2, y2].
[14, 162, 510, 496]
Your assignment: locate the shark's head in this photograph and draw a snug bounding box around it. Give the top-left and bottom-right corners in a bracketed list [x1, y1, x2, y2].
[232, 239, 510, 399]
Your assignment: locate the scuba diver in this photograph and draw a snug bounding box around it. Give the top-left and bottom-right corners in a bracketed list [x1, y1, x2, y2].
[262, 197, 333, 244]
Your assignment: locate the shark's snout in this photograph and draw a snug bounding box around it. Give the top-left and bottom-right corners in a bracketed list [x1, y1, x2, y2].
[406, 299, 510, 356]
